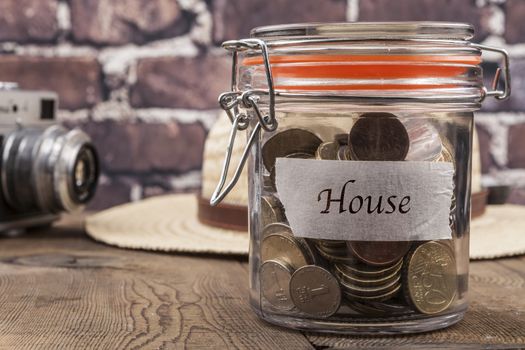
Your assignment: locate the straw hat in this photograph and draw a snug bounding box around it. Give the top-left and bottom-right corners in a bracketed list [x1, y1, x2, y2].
[86, 113, 525, 260]
[86, 112, 249, 255]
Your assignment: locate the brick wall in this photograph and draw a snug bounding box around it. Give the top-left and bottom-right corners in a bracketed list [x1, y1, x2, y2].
[0, 0, 523, 209]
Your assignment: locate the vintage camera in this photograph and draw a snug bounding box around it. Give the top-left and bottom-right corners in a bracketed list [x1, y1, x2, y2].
[0, 83, 99, 232]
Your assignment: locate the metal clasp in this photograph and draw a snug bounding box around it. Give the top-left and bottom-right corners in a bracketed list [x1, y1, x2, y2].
[210, 39, 277, 206]
[473, 43, 511, 101]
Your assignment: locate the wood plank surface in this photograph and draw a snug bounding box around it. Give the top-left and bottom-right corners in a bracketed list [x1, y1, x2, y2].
[0, 218, 313, 350]
[307, 256, 525, 349]
[0, 216, 523, 349]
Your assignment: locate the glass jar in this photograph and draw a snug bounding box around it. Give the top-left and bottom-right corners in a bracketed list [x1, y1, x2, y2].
[211, 22, 510, 334]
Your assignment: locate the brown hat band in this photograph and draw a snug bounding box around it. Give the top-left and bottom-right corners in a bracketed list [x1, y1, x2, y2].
[197, 195, 248, 232]
[472, 190, 488, 219]
[198, 190, 486, 232]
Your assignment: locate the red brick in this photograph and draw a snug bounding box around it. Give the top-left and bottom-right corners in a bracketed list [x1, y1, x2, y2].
[358, 0, 489, 40]
[0, 0, 58, 42]
[130, 55, 230, 109]
[0, 56, 103, 110]
[70, 120, 206, 173]
[70, 0, 191, 45]
[507, 187, 525, 205]
[87, 175, 137, 210]
[508, 123, 525, 168]
[212, 0, 347, 43]
[505, 0, 525, 44]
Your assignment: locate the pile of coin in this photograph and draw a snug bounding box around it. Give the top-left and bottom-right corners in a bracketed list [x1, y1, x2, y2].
[258, 112, 458, 319]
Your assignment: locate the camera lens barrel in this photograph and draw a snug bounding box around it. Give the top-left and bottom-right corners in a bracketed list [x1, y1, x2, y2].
[1, 125, 99, 213]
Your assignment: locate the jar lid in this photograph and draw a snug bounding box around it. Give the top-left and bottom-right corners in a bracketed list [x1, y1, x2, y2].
[236, 22, 483, 100]
[251, 22, 474, 41]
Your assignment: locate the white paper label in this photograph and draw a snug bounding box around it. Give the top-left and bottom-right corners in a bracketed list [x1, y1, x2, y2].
[275, 159, 454, 241]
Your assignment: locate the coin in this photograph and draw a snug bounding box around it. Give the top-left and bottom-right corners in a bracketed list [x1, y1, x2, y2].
[348, 112, 409, 161]
[339, 274, 401, 297]
[262, 223, 319, 265]
[261, 195, 285, 228]
[437, 141, 454, 163]
[343, 284, 401, 302]
[316, 142, 339, 160]
[260, 260, 295, 310]
[263, 222, 292, 236]
[261, 233, 311, 269]
[348, 241, 412, 266]
[335, 133, 349, 145]
[405, 241, 457, 314]
[337, 145, 351, 160]
[334, 262, 402, 287]
[262, 128, 322, 171]
[334, 259, 403, 279]
[269, 152, 314, 191]
[347, 300, 414, 317]
[290, 265, 341, 318]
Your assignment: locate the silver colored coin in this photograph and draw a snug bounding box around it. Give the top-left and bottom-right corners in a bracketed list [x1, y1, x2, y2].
[343, 283, 401, 302]
[261, 233, 311, 269]
[261, 195, 285, 228]
[260, 260, 295, 311]
[347, 300, 414, 317]
[315, 239, 347, 248]
[337, 145, 351, 160]
[263, 222, 292, 236]
[338, 274, 401, 297]
[269, 152, 314, 192]
[334, 259, 403, 279]
[262, 223, 319, 266]
[290, 265, 341, 318]
[317, 249, 355, 263]
[262, 128, 322, 171]
[316, 142, 339, 160]
[334, 262, 403, 287]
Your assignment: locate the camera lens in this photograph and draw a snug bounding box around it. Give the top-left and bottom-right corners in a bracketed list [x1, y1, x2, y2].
[1, 126, 99, 213]
[72, 145, 98, 203]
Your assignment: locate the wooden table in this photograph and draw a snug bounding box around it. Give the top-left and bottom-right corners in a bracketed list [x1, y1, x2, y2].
[0, 216, 523, 350]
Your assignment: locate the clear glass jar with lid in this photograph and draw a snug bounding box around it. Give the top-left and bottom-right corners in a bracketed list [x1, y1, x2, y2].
[211, 22, 510, 334]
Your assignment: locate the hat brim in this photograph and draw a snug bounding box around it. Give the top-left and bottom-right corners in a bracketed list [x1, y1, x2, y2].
[86, 194, 249, 255]
[86, 194, 525, 260]
[470, 204, 525, 260]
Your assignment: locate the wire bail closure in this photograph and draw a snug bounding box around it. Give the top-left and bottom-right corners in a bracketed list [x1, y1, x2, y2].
[472, 43, 511, 101]
[210, 39, 277, 206]
[210, 38, 512, 207]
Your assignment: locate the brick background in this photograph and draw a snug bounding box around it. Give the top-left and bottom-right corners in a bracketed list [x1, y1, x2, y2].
[0, 0, 521, 209]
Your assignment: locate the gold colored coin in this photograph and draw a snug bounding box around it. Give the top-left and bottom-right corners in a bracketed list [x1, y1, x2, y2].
[405, 241, 457, 315]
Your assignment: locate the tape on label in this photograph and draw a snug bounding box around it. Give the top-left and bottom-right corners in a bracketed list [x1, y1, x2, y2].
[275, 159, 454, 241]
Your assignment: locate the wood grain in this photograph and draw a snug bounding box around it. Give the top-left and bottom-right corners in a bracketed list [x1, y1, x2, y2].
[0, 216, 524, 350]
[307, 257, 525, 349]
[0, 219, 313, 350]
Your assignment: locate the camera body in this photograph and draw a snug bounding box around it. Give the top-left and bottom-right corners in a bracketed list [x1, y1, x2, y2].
[0, 84, 99, 232]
